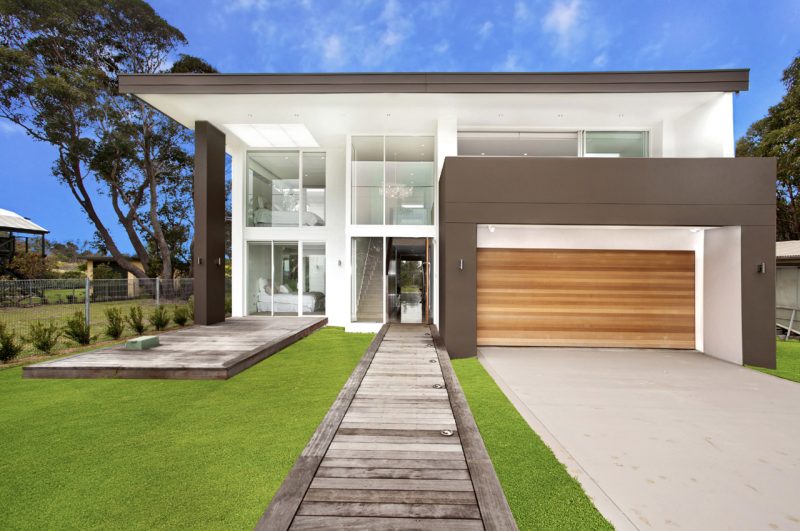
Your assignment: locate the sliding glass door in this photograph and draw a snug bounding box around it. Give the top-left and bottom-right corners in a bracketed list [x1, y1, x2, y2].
[247, 241, 325, 316]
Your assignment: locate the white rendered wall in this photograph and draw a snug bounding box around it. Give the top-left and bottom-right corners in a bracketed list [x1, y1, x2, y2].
[661, 93, 734, 157]
[230, 145, 245, 317]
[477, 225, 705, 351]
[435, 117, 458, 326]
[703, 226, 743, 364]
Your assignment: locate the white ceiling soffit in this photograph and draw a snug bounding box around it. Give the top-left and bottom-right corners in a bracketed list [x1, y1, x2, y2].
[224, 123, 319, 148]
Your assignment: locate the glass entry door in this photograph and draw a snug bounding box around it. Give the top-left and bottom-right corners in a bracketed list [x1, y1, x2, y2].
[386, 238, 431, 324]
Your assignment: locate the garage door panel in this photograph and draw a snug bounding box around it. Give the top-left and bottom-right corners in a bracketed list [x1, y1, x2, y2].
[477, 248, 695, 349]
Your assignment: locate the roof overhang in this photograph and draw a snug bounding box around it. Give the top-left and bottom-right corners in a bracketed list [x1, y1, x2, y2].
[119, 69, 749, 95]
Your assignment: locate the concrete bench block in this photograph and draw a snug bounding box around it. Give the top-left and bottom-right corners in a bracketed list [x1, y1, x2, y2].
[126, 336, 160, 350]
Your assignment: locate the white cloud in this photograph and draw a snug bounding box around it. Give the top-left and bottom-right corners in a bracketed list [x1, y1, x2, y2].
[514, 1, 531, 23]
[433, 40, 449, 54]
[498, 52, 523, 71]
[592, 52, 607, 67]
[379, 0, 413, 49]
[321, 34, 344, 66]
[542, 0, 582, 52]
[478, 20, 494, 39]
[223, 0, 267, 13]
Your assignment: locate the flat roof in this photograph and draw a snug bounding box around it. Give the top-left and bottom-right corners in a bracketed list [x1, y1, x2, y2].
[119, 69, 749, 95]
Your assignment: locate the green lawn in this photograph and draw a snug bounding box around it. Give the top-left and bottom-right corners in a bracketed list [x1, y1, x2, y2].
[0, 327, 373, 530]
[749, 339, 800, 383]
[453, 358, 612, 531]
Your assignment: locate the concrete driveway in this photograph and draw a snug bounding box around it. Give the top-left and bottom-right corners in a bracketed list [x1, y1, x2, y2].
[479, 347, 800, 531]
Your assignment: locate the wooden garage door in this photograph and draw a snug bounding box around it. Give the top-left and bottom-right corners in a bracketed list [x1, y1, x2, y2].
[477, 249, 695, 349]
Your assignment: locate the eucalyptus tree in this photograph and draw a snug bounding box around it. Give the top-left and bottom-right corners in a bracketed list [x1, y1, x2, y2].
[0, 0, 215, 278]
[737, 55, 800, 241]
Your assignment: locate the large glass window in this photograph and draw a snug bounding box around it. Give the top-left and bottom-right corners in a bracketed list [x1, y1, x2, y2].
[247, 151, 325, 227]
[352, 237, 384, 322]
[302, 153, 326, 226]
[247, 241, 325, 316]
[458, 131, 579, 156]
[303, 243, 326, 315]
[351, 136, 434, 226]
[351, 137, 384, 225]
[248, 242, 273, 315]
[272, 242, 299, 316]
[385, 137, 434, 225]
[585, 131, 648, 157]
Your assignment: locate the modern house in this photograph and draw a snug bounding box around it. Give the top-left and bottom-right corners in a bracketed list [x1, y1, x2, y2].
[119, 69, 776, 368]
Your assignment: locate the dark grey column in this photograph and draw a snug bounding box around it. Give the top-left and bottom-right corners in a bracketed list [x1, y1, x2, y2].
[741, 225, 777, 368]
[194, 121, 226, 325]
[441, 222, 478, 358]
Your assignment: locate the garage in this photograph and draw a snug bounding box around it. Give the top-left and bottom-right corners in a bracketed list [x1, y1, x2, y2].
[477, 248, 696, 349]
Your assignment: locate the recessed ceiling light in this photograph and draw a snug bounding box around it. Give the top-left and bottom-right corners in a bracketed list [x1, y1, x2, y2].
[523, 153, 528, 156]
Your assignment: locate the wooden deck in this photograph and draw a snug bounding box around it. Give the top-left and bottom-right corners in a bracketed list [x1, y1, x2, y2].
[257, 324, 517, 530]
[23, 316, 327, 380]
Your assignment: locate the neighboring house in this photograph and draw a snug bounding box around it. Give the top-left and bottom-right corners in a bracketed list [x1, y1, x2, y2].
[776, 241, 800, 336]
[0, 208, 48, 265]
[119, 69, 776, 368]
[84, 255, 143, 281]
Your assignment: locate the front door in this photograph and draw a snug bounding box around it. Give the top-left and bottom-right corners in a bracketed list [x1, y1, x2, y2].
[387, 238, 431, 324]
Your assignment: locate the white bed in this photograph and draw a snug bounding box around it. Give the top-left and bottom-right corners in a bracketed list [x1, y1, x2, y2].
[255, 291, 324, 313]
[253, 208, 323, 226]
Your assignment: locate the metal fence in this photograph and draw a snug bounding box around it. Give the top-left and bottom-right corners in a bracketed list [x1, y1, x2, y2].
[0, 278, 194, 358]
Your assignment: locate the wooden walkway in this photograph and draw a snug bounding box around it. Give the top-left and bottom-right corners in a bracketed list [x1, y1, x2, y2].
[23, 316, 327, 380]
[258, 324, 517, 530]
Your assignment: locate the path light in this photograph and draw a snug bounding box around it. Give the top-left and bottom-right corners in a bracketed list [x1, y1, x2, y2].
[441, 430, 454, 437]
[433, 383, 444, 389]
[429, 359, 438, 363]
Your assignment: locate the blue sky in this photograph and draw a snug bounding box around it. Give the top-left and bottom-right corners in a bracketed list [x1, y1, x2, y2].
[1, 0, 798, 249]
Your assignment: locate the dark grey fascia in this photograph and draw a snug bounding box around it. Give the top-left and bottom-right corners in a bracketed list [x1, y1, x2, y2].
[119, 69, 749, 95]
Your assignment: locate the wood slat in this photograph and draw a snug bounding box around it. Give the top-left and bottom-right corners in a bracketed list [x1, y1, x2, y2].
[290, 516, 485, 530]
[315, 467, 471, 480]
[303, 488, 476, 504]
[296, 501, 481, 519]
[477, 248, 695, 349]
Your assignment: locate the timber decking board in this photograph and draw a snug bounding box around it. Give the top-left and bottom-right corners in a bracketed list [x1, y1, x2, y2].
[477, 248, 695, 349]
[23, 316, 327, 380]
[257, 324, 516, 530]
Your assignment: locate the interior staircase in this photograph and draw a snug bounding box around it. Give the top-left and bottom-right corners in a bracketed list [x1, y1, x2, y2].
[356, 239, 384, 322]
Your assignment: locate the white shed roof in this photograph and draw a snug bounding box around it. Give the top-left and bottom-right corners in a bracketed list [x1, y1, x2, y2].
[0, 208, 48, 234]
[776, 240, 800, 259]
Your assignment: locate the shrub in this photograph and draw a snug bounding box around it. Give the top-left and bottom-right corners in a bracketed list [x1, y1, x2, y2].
[27, 320, 61, 354]
[0, 322, 23, 363]
[149, 306, 170, 331]
[104, 307, 125, 339]
[126, 306, 146, 335]
[173, 305, 189, 327]
[63, 311, 95, 346]
[187, 295, 195, 321]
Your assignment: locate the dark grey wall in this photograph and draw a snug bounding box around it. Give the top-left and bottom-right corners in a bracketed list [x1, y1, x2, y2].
[439, 156, 776, 368]
[193, 121, 226, 326]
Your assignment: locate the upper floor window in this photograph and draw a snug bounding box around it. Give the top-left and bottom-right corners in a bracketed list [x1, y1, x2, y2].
[584, 131, 648, 158]
[457, 130, 648, 158]
[351, 136, 434, 226]
[247, 151, 326, 227]
[458, 131, 579, 156]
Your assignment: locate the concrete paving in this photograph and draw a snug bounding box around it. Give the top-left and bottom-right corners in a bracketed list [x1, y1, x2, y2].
[479, 347, 800, 531]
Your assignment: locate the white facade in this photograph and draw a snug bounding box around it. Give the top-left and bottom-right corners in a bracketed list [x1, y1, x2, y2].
[211, 91, 740, 332]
